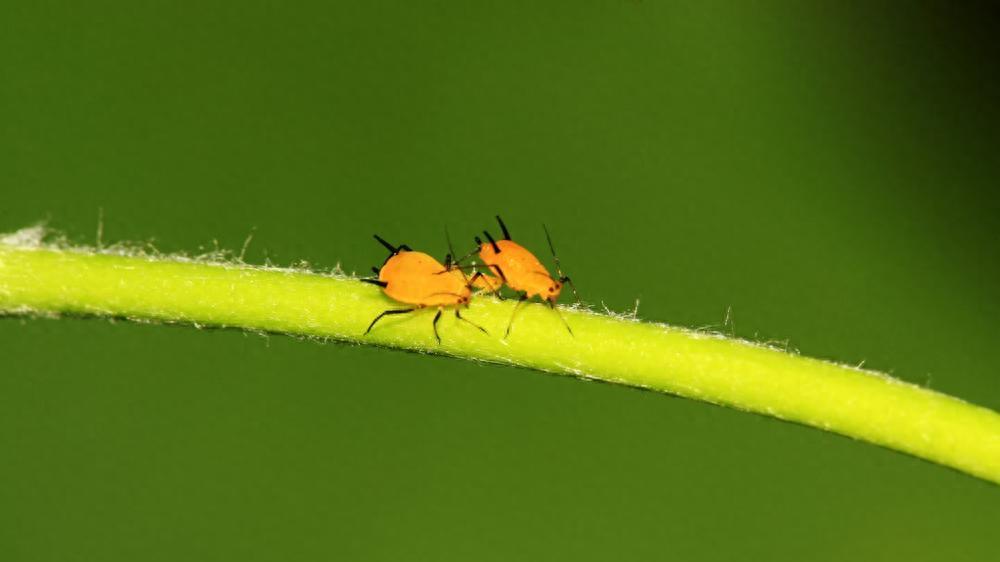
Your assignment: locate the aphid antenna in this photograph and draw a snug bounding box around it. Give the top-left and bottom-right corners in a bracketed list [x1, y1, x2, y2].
[444, 227, 465, 272]
[445, 228, 494, 295]
[437, 225, 479, 268]
[444, 226, 474, 287]
[444, 226, 457, 264]
[542, 224, 580, 303]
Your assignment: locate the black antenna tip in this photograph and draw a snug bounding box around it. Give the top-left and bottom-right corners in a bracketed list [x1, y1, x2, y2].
[543, 224, 559, 261]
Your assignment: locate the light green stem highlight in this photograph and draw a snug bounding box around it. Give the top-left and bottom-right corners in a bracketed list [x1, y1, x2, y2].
[2, 241, 999, 484]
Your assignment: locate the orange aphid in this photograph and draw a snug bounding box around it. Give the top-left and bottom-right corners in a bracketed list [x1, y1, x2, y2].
[474, 216, 578, 337]
[362, 235, 488, 343]
[378, 250, 471, 307]
[476, 237, 562, 301]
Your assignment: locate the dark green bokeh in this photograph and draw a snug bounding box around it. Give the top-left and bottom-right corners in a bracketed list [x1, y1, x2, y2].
[2, 2, 998, 560]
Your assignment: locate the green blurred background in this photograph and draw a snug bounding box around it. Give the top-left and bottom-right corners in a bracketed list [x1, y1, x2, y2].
[3, 2, 998, 560]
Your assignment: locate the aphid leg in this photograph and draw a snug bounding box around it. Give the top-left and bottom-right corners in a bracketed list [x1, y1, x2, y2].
[488, 263, 508, 284]
[466, 271, 498, 295]
[398, 244, 412, 251]
[496, 215, 511, 240]
[451, 245, 481, 265]
[364, 308, 414, 335]
[432, 308, 443, 344]
[455, 309, 488, 335]
[360, 278, 388, 288]
[504, 293, 529, 339]
[548, 299, 575, 337]
[486, 264, 508, 299]
[371, 266, 380, 275]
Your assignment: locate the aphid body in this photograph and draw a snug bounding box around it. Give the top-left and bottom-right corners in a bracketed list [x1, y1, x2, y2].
[473, 216, 578, 337]
[477, 239, 563, 302]
[378, 250, 472, 307]
[362, 235, 487, 343]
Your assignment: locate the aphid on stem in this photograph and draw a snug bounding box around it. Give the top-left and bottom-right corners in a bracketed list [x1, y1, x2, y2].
[361, 235, 489, 344]
[472, 216, 579, 338]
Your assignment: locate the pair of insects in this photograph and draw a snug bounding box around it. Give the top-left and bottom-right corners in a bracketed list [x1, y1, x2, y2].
[361, 216, 578, 343]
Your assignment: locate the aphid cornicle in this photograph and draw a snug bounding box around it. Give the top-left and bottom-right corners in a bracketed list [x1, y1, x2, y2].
[361, 235, 489, 344]
[473, 216, 578, 337]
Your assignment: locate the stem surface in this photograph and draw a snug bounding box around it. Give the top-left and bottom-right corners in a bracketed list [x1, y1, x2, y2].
[2, 240, 999, 484]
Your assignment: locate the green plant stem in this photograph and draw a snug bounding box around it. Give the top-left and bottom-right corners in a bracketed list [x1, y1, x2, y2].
[2, 241, 999, 484]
